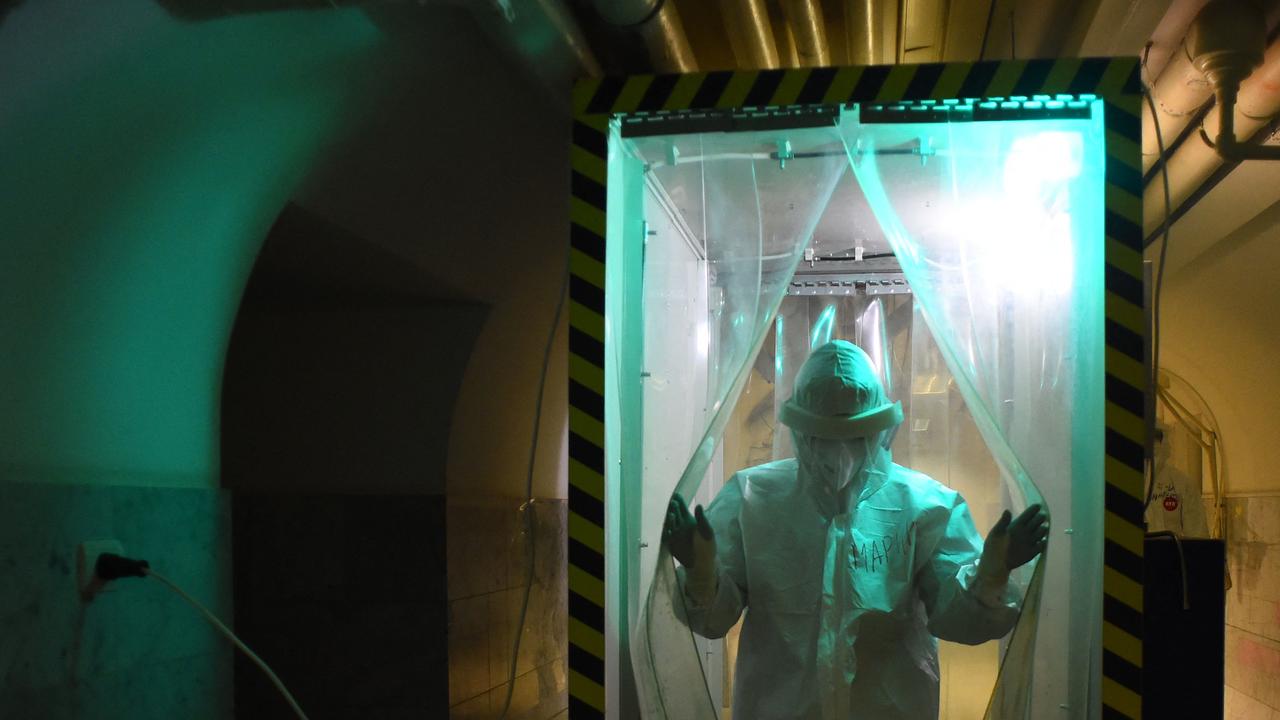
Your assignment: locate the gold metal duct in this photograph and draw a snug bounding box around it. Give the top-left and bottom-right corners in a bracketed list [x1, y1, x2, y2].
[593, 0, 698, 73]
[779, 0, 831, 66]
[843, 0, 894, 65]
[719, 0, 781, 69]
[640, 2, 698, 73]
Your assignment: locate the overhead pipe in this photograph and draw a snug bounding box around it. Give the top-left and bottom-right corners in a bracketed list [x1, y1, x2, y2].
[844, 0, 891, 65]
[1141, 42, 1216, 175]
[593, 0, 698, 73]
[719, 0, 781, 69]
[470, 0, 603, 97]
[779, 0, 831, 67]
[1141, 0, 1214, 83]
[1189, 2, 1280, 161]
[1204, 55, 1280, 161]
[1144, 2, 1280, 235]
[779, 21, 802, 67]
[155, 0, 603, 96]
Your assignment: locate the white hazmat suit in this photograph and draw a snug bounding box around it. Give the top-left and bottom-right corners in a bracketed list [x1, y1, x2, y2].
[667, 340, 1038, 720]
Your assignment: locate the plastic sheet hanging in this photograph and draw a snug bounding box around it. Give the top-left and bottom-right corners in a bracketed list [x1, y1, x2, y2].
[629, 124, 850, 719]
[840, 109, 1107, 719]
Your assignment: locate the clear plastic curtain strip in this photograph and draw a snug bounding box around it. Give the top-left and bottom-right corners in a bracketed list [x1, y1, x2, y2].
[623, 124, 849, 719]
[841, 109, 1106, 719]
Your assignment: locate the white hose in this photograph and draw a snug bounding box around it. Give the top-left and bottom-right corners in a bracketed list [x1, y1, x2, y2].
[145, 569, 310, 720]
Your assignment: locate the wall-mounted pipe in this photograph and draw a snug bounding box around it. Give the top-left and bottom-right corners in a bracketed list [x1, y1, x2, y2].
[779, 0, 831, 67]
[1144, 3, 1280, 236]
[719, 0, 781, 69]
[593, 0, 697, 73]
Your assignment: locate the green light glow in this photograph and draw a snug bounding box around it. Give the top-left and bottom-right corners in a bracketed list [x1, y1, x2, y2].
[0, 5, 381, 485]
[810, 305, 836, 350]
[775, 314, 785, 378]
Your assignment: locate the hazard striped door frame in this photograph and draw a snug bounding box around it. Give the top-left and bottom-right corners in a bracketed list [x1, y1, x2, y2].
[567, 58, 1146, 720]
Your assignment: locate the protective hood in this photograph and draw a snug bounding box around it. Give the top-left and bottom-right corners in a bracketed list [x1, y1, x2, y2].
[778, 340, 903, 440]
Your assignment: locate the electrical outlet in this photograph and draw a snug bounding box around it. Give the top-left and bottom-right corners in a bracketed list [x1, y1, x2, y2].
[77, 539, 124, 602]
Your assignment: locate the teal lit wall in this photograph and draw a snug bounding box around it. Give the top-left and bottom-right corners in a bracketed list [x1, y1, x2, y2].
[0, 0, 385, 488]
[0, 2, 401, 715]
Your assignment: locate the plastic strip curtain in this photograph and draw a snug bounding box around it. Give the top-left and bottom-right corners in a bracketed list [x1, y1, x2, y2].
[840, 110, 1106, 718]
[629, 125, 848, 718]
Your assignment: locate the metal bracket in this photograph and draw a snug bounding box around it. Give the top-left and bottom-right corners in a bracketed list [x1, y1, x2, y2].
[619, 104, 841, 138]
[776, 139, 794, 169]
[787, 273, 911, 296]
[918, 136, 935, 166]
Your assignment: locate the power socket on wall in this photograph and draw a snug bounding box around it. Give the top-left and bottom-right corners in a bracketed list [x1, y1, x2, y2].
[77, 539, 124, 602]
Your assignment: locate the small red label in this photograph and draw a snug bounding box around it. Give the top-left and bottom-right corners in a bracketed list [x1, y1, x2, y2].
[1163, 495, 1179, 512]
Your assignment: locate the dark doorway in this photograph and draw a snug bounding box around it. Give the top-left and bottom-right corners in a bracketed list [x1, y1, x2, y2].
[221, 203, 485, 717]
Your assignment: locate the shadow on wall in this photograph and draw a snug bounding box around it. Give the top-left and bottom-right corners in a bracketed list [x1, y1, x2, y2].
[221, 204, 487, 717]
[268, 8, 575, 714]
[291, 2, 572, 503]
[221, 203, 487, 497]
[0, 1, 23, 25]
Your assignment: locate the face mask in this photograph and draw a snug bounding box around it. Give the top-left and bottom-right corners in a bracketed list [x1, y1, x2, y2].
[795, 433, 872, 491]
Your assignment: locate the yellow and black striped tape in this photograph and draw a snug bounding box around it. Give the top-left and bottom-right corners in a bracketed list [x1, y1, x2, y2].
[573, 58, 1140, 116]
[568, 111, 608, 719]
[1101, 93, 1146, 720]
[568, 57, 1144, 720]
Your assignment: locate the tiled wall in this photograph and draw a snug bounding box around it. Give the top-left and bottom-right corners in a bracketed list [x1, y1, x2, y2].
[0, 480, 232, 719]
[448, 496, 567, 719]
[232, 493, 449, 717]
[1224, 495, 1280, 720]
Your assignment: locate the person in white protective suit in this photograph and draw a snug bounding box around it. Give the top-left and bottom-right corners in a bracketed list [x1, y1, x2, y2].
[663, 340, 1049, 720]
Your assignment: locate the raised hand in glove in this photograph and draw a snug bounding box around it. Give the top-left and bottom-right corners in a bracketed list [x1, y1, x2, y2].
[978, 503, 1050, 588]
[662, 494, 717, 602]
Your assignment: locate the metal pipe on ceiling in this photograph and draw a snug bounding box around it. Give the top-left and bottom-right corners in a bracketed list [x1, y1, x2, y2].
[156, 0, 604, 97]
[779, 20, 802, 67]
[592, 0, 698, 73]
[779, 0, 831, 66]
[719, 0, 782, 69]
[1144, 34, 1280, 236]
[844, 0, 890, 65]
[1142, 41, 1215, 175]
[1190, 1, 1280, 163]
[1210, 78, 1280, 161]
[1141, 0, 1215, 82]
